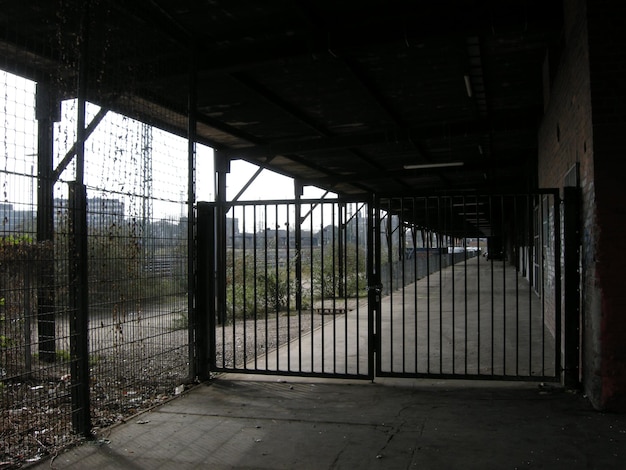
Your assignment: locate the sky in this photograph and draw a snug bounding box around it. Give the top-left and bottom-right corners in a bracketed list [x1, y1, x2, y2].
[196, 154, 333, 203]
[1, 68, 334, 222]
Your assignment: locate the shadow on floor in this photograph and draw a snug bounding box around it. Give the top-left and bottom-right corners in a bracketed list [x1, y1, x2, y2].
[29, 374, 626, 469]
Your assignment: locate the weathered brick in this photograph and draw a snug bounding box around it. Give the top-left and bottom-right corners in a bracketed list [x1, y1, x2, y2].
[539, 0, 626, 411]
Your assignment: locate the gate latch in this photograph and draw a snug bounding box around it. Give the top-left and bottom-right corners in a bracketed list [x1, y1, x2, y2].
[366, 284, 382, 292]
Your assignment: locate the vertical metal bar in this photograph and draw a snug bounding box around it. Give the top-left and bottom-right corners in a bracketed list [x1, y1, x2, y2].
[68, 182, 90, 436]
[214, 152, 228, 371]
[230, 211, 236, 366]
[274, 204, 280, 369]
[369, 195, 380, 379]
[528, 196, 532, 371]
[208, 203, 217, 373]
[526, 194, 532, 375]
[463, 195, 468, 375]
[242, 206, 247, 368]
[75, 34, 87, 184]
[338, 202, 344, 300]
[540, 196, 546, 374]
[253, 204, 258, 370]
[294, 183, 303, 373]
[320, 205, 326, 372]
[24, 268, 32, 374]
[450, 196, 455, 375]
[35, 83, 57, 364]
[340, 203, 347, 373]
[489, 196, 494, 375]
[196, 202, 213, 380]
[331, 203, 337, 373]
[425, 197, 431, 373]
[438, 196, 443, 374]
[285, 204, 291, 371]
[187, 42, 198, 380]
[400, 198, 406, 373]
[514, 196, 520, 376]
[412, 198, 418, 374]
[501, 195, 506, 375]
[310, 202, 315, 372]
[476, 195, 481, 374]
[386, 202, 393, 372]
[264, 204, 269, 370]
[354, 202, 361, 375]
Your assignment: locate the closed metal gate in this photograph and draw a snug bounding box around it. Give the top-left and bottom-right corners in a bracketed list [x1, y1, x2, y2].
[198, 190, 561, 382]
[197, 198, 374, 379]
[374, 192, 560, 381]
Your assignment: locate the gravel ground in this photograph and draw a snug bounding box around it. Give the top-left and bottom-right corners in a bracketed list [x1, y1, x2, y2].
[1, 308, 328, 469]
[215, 311, 325, 369]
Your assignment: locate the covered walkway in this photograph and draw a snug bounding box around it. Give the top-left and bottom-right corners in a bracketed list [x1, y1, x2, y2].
[29, 261, 615, 470]
[30, 376, 626, 469]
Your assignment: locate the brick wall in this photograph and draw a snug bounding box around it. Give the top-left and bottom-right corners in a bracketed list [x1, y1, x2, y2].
[539, 0, 626, 410]
[586, 0, 626, 410]
[537, 0, 601, 405]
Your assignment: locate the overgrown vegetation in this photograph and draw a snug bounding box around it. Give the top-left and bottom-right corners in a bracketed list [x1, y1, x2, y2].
[0, 235, 47, 378]
[52, 218, 187, 314]
[224, 241, 367, 323]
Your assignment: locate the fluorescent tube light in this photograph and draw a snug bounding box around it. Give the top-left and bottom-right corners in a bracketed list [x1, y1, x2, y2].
[403, 162, 464, 170]
[464, 75, 472, 98]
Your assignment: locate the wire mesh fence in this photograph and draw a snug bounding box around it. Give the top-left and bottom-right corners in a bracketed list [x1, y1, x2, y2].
[0, 3, 194, 466]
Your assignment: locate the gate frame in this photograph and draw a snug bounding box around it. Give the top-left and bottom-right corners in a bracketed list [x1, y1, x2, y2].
[199, 196, 375, 380]
[197, 189, 566, 384]
[372, 189, 563, 383]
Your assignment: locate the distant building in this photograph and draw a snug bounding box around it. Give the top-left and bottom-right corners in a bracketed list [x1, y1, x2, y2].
[54, 197, 125, 230]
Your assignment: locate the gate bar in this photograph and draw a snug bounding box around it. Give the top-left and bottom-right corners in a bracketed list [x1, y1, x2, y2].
[187, 42, 198, 380]
[196, 202, 213, 380]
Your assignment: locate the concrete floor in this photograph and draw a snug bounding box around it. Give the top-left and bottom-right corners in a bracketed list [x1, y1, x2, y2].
[29, 375, 626, 469]
[27, 259, 626, 469]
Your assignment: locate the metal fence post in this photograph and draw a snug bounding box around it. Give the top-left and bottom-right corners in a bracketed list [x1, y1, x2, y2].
[196, 202, 215, 380]
[295, 181, 303, 312]
[35, 82, 58, 364]
[187, 42, 198, 381]
[68, 182, 91, 436]
[215, 151, 229, 326]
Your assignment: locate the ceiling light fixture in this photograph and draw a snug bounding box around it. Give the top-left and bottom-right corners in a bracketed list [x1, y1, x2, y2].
[403, 162, 464, 170]
[464, 75, 472, 98]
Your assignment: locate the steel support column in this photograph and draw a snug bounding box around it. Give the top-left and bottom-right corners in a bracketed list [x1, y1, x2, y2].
[187, 44, 198, 381]
[35, 83, 58, 364]
[196, 202, 214, 380]
[215, 151, 229, 326]
[68, 182, 90, 436]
